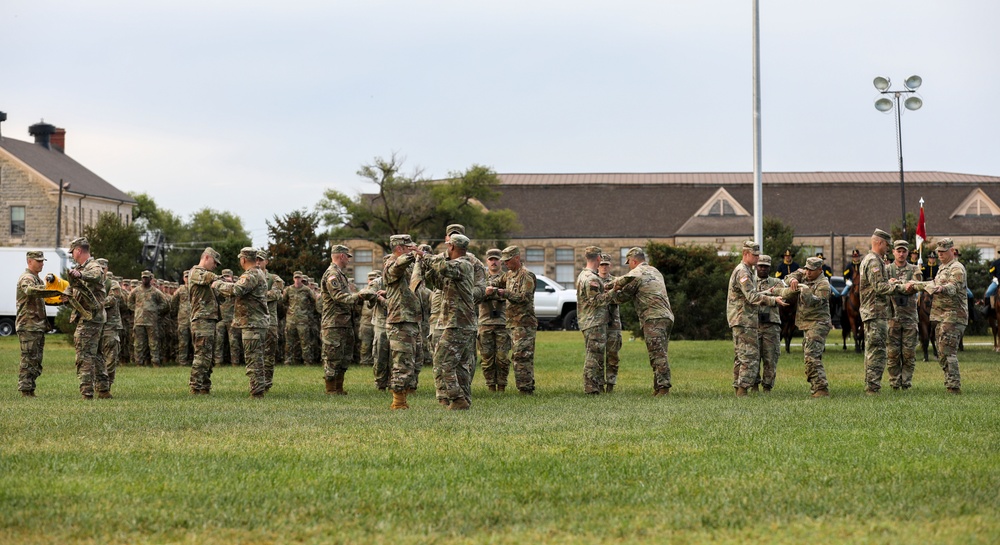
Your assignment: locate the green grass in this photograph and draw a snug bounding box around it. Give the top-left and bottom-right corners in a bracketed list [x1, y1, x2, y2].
[1, 332, 998, 544]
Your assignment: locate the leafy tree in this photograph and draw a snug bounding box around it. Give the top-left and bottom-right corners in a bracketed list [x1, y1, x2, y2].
[763, 216, 806, 264]
[266, 209, 330, 281]
[889, 212, 918, 247]
[317, 153, 521, 251]
[83, 212, 144, 278]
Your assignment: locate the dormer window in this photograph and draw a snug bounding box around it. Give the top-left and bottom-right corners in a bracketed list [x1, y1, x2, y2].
[695, 187, 750, 217]
[949, 188, 1000, 218]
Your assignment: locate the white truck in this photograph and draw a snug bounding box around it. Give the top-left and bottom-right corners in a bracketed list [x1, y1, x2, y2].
[534, 274, 578, 330]
[1, 247, 71, 335]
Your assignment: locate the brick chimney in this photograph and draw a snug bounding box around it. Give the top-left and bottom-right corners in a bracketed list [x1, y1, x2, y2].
[51, 128, 66, 153]
[28, 122, 56, 150]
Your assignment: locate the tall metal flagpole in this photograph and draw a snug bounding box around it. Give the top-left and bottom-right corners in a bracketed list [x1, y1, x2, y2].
[752, 0, 763, 247]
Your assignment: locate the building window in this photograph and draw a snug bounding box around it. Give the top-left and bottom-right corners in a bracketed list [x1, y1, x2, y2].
[980, 247, 996, 261]
[554, 247, 575, 288]
[353, 249, 374, 288]
[702, 198, 737, 216]
[526, 247, 545, 263]
[10, 206, 25, 237]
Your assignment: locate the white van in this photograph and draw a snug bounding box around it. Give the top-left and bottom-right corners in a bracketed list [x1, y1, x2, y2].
[0, 247, 71, 335]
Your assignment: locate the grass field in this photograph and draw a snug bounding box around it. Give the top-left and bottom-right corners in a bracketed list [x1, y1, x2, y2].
[1, 331, 998, 544]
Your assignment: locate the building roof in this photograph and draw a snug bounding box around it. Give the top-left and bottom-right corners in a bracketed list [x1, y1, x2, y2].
[0, 136, 135, 203]
[494, 171, 1000, 239]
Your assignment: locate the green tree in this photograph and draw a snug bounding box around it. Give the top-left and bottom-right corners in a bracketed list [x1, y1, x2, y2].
[316, 153, 521, 251]
[889, 212, 918, 247]
[266, 209, 330, 282]
[763, 216, 805, 264]
[83, 212, 144, 278]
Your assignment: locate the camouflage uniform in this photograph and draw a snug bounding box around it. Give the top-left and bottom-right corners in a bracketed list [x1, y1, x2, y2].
[726, 255, 779, 391]
[129, 279, 168, 367]
[613, 259, 675, 393]
[915, 244, 967, 391]
[424, 252, 477, 404]
[782, 268, 832, 394]
[171, 282, 193, 366]
[68, 254, 108, 397]
[15, 258, 49, 394]
[886, 260, 922, 389]
[119, 283, 134, 366]
[859, 245, 907, 393]
[102, 272, 125, 386]
[187, 264, 221, 392]
[320, 261, 362, 386]
[369, 275, 391, 389]
[383, 250, 422, 393]
[261, 269, 282, 390]
[499, 264, 537, 393]
[214, 274, 240, 367]
[756, 274, 784, 390]
[216, 260, 269, 395]
[284, 280, 318, 365]
[605, 275, 623, 391]
[576, 264, 613, 394]
[478, 268, 511, 390]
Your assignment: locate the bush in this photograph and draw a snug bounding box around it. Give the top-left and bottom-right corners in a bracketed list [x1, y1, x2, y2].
[53, 305, 76, 344]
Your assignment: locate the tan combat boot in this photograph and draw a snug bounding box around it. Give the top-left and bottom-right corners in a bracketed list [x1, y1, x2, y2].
[947, 387, 962, 395]
[735, 387, 748, 397]
[449, 398, 471, 410]
[605, 384, 614, 393]
[811, 389, 830, 398]
[98, 391, 113, 399]
[325, 377, 337, 395]
[334, 376, 348, 395]
[390, 390, 409, 410]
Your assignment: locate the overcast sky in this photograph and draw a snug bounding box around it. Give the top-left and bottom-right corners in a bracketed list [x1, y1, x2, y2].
[5, 0, 998, 246]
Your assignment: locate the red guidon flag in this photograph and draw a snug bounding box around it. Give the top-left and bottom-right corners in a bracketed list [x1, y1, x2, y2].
[916, 201, 927, 264]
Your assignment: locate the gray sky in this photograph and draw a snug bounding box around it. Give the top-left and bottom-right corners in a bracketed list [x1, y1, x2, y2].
[5, 0, 999, 246]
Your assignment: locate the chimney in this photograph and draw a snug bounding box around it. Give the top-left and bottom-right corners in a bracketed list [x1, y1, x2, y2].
[29, 122, 57, 150]
[51, 128, 66, 153]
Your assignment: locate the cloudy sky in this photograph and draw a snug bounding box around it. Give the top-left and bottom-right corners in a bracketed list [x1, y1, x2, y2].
[5, 0, 998, 246]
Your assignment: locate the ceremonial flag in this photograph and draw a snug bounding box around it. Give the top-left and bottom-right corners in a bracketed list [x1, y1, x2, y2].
[916, 199, 927, 264]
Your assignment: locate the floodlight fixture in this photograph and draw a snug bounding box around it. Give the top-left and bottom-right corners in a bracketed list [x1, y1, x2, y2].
[904, 75, 922, 90]
[904, 96, 923, 111]
[873, 76, 891, 91]
[875, 98, 894, 112]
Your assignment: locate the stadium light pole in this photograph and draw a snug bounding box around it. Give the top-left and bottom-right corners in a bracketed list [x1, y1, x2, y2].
[873, 75, 923, 241]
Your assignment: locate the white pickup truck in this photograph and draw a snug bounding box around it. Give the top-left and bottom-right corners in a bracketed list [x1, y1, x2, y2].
[534, 274, 578, 330]
[0, 247, 70, 336]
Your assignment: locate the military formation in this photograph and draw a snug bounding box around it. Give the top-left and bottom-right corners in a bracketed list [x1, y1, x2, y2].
[10, 227, 978, 405]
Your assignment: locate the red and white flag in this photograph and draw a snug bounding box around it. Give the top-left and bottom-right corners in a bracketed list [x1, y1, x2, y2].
[916, 199, 927, 264]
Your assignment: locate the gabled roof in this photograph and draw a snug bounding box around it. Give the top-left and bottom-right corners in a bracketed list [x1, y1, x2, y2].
[497, 171, 1000, 186]
[0, 136, 135, 203]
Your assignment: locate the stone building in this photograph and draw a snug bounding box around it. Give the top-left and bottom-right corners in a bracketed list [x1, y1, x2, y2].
[1, 121, 136, 248]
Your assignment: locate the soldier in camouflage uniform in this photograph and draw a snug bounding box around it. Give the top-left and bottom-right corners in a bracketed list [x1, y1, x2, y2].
[607, 247, 679, 396]
[421, 234, 477, 410]
[479, 248, 511, 392]
[380, 234, 423, 409]
[320, 245, 373, 395]
[859, 229, 910, 394]
[214, 269, 238, 367]
[67, 238, 110, 399]
[754, 255, 784, 392]
[215, 247, 270, 397]
[129, 270, 168, 367]
[284, 271, 319, 365]
[187, 248, 222, 394]
[97, 259, 124, 389]
[171, 270, 193, 366]
[576, 246, 615, 394]
[779, 257, 832, 397]
[119, 279, 134, 366]
[368, 271, 391, 389]
[257, 250, 282, 391]
[598, 253, 622, 393]
[725, 241, 784, 397]
[16, 251, 51, 396]
[160, 280, 178, 364]
[910, 238, 967, 394]
[444, 225, 487, 397]
[886, 240, 922, 390]
[490, 246, 537, 394]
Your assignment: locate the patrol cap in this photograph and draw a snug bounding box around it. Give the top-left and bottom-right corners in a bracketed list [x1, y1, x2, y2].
[742, 241, 760, 255]
[389, 234, 415, 247]
[500, 246, 520, 261]
[583, 246, 602, 258]
[113, 275, 123, 282]
[367, 271, 379, 280]
[26, 250, 46, 261]
[448, 234, 470, 249]
[893, 240, 910, 250]
[255, 249, 269, 260]
[418, 244, 433, 253]
[130, 279, 139, 286]
[69, 237, 89, 251]
[873, 228, 892, 243]
[446, 224, 465, 236]
[486, 248, 502, 259]
[141, 270, 153, 279]
[599, 253, 612, 265]
[758, 255, 772, 266]
[202, 247, 221, 261]
[273, 276, 284, 286]
[293, 270, 303, 278]
[95, 258, 108, 267]
[936, 238, 955, 251]
[221, 268, 234, 276]
[330, 244, 353, 257]
[238, 247, 257, 260]
[625, 247, 645, 260]
[804, 257, 824, 270]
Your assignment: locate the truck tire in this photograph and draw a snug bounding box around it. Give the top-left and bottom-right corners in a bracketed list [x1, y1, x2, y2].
[0, 318, 14, 337]
[562, 310, 578, 331]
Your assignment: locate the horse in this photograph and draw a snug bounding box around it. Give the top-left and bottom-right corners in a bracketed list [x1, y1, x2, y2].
[841, 269, 864, 353]
[989, 297, 1000, 352]
[779, 292, 798, 353]
[917, 291, 938, 362]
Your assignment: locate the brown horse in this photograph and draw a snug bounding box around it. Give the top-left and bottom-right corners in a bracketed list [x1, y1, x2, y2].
[985, 297, 1000, 352]
[841, 268, 864, 353]
[918, 291, 938, 361]
[779, 292, 798, 353]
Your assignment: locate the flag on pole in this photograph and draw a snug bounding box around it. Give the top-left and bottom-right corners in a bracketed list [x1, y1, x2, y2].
[916, 199, 927, 264]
